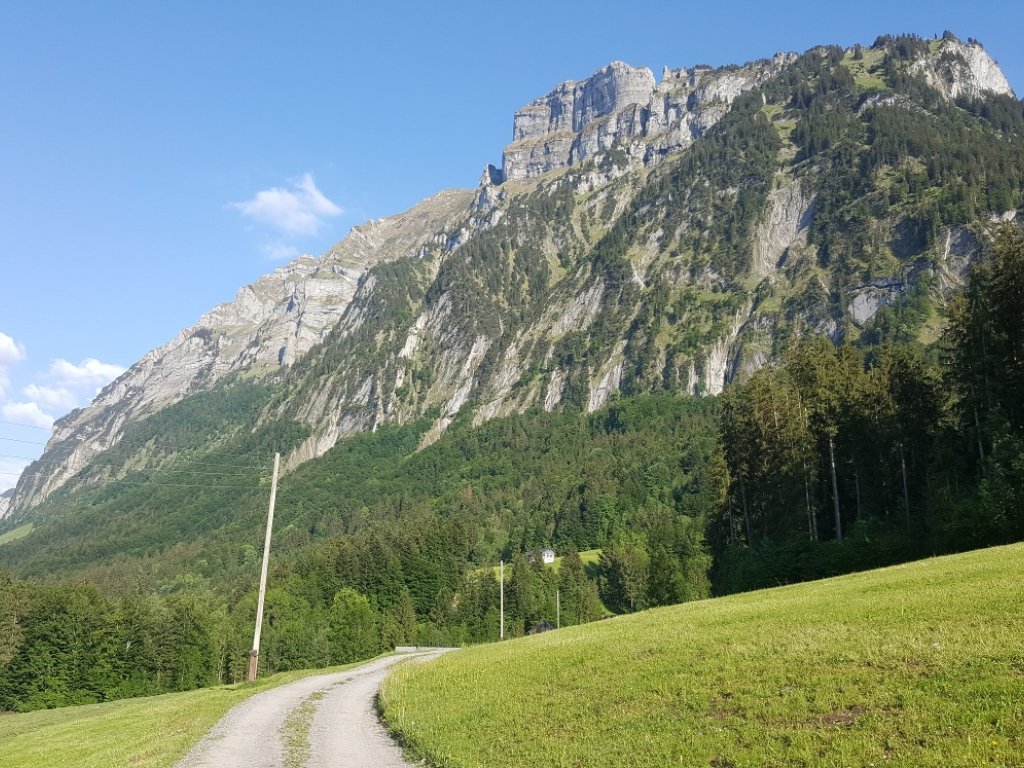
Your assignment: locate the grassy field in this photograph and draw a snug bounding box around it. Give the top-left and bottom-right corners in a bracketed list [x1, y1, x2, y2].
[0, 522, 33, 546]
[382, 544, 1024, 768]
[0, 660, 372, 768]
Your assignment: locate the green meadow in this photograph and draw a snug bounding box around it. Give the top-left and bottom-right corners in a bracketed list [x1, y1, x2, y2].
[382, 544, 1024, 768]
[0, 523, 32, 547]
[0, 661, 369, 768]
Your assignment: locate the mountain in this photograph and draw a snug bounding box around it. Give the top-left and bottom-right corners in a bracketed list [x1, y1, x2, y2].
[4, 33, 1022, 572]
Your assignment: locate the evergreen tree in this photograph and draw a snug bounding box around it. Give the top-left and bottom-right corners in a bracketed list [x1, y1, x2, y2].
[0, 570, 21, 669]
[328, 588, 380, 664]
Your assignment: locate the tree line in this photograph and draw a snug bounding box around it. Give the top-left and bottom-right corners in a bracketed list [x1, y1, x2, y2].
[713, 226, 1024, 589]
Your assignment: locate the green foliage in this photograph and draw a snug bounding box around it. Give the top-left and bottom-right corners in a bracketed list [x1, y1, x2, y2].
[0, 582, 233, 712]
[328, 588, 380, 663]
[556, 550, 603, 626]
[0, 380, 309, 582]
[946, 226, 1024, 435]
[856, 275, 935, 348]
[940, 226, 1024, 546]
[0, 570, 20, 668]
[713, 232, 1024, 589]
[598, 533, 649, 613]
[715, 335, 951, 588]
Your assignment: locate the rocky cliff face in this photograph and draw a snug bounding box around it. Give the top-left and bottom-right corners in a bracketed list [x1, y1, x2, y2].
[10, 34, 1021, 515]
[499, 55, 797, 182]
[913, 37, 1015, 100]
[0, 490, 12, 521]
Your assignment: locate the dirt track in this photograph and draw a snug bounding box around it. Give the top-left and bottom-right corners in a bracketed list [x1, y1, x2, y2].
[174, 651, 445, 768]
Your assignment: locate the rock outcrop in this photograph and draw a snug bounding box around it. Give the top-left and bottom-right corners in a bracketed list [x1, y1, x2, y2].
[914, 37, 1016, 100]
[500, 54, 796, 181]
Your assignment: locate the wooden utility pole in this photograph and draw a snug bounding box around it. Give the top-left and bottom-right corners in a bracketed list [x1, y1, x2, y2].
[556, 587, 560, 629]
[499, 559, 504, 641]
[247, 452, 280, 682]
[828, 436, 842, 542]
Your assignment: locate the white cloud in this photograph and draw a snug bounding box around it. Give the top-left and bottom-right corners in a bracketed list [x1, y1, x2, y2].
[0, 332, 26, 366]
[0, 355, 121, 434]
[0, 331, 27, 398]
[1, 401, 54, 430]
[22, 384, 78, 413]
[47, 358, 126, 391]
[231, 173, 342, 235]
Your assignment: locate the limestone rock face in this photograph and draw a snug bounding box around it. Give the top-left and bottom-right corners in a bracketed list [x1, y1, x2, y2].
[0, 490, 12, 521]
[751, 183, 816, 280]
[502, 54, 796, 182]
[914, 38, 1016, 100]
[511, 61, 655, 141]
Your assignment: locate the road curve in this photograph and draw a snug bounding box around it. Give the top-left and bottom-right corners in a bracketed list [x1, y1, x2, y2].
[175, 651, 446, 768]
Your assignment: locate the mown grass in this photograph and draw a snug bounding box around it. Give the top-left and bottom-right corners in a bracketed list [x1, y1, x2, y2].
[382, 544, 1024, 768]
[0, 522, 33, 546]
[0, 660, 370, 768]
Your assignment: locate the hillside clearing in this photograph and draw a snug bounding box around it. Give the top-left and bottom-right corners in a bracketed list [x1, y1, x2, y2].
[0, 523, 32, 546]
[488, 548, 602, 578]
[381, 544, 1024, 768]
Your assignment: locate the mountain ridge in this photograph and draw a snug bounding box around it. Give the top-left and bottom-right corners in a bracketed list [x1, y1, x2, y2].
[8, 31, 1022, 517]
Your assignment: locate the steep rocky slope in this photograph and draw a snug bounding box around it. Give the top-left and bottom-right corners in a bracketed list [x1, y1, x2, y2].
[12, 190, 472, 508]
[9, 33, 1021, 516]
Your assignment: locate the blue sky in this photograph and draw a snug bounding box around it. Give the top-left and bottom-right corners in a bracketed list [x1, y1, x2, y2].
[1, 1, 1022, 490]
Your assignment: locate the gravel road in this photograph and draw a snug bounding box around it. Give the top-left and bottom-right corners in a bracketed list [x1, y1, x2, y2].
[175, 651, 446, 768]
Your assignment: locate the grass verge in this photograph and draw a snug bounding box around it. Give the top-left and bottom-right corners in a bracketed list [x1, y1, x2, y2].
[0, 660, 369, 768]
[381, 543, 1024, 768]
[282, 689, 326, 768]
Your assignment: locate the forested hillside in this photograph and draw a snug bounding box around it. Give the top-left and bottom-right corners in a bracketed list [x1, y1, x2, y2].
[1, 33, 1023, 712]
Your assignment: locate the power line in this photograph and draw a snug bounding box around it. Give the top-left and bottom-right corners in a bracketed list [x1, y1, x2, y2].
[91, 478, 260, 490]
[0, 452, 36, 462]
[0, 470, 259, 490]
[279, 475, 340, 519]
[0, 436, 47, 446]
[1, 428, 282, 465]
[0, 441, 272, 470]
[124, 467, 263, 478]
[0, 455, 262, 478]
[0, 467, 266, 481]
[0, 419, 53, 431]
